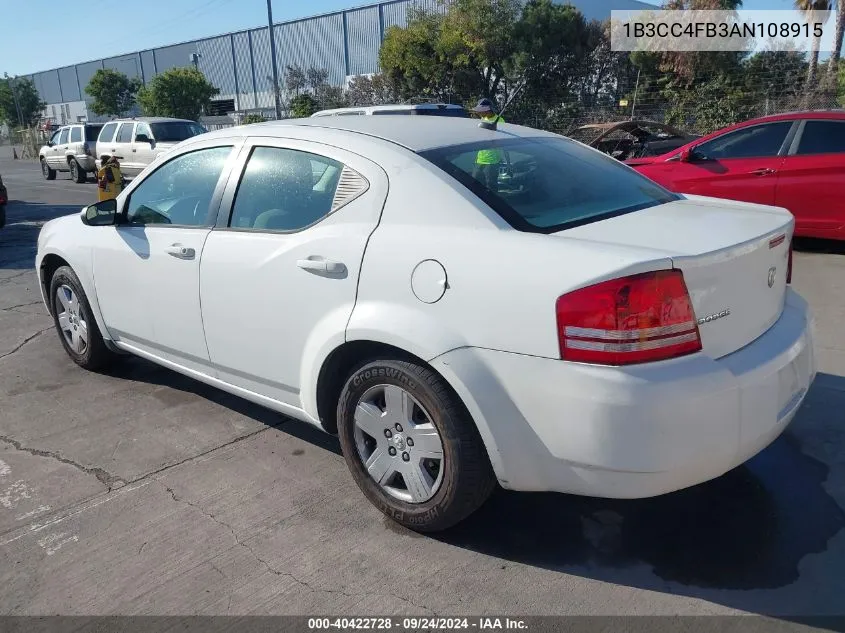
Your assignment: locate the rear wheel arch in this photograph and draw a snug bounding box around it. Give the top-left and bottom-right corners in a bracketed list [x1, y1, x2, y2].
[40, 254, 70, 315]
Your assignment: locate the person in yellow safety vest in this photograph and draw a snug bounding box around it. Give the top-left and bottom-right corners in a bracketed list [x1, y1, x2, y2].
[96, 154, 123, 202]
[471, 98, 505, 191]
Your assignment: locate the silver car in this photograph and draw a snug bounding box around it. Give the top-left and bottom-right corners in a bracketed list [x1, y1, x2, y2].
[94, 117, 207, 178]
[39, 123, 104, 183]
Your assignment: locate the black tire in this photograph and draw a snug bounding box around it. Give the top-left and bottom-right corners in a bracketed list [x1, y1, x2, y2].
[337, 359, 495, 533]
[49, 266, 116, 371]
[70, 159, 86, 183]
[41, 159, 56, 180]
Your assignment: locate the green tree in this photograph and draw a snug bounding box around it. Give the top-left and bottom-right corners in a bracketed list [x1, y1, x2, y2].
[0, 77, 46, 127]
[85, 69, 142, 116]
[137, 67, 219, 121]
[242, 113, 266, 124]
[346, 74, 402, 105]
[829, 0, 845, 79]
[795, 0, 832, 87]
[290, 93, 318, 117]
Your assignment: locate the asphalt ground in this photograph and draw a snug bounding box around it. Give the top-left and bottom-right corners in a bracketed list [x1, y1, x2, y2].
[1, 155, 844, 621]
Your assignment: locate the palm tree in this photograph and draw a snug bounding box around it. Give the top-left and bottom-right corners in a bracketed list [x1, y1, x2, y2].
[795, 0, 832, 89]
[827, 0, 845, 80]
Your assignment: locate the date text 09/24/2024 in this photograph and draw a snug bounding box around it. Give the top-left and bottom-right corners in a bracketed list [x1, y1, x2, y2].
[307, 617, 528, 630]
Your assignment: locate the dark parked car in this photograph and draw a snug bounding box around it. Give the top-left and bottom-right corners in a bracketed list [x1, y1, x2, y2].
[570, 120, 699, 161]
[0, 174, 7, 228]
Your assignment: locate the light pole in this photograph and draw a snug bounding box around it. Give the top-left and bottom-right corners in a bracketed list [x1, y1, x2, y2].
[266, 0, 282, 120]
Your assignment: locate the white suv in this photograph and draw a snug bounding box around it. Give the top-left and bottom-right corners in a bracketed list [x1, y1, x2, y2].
[95, 117, 207, 178]
[39, 123, 104, 183]
[311, 104, 468, 118]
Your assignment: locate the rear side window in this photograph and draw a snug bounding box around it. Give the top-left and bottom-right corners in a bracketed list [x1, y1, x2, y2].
[116, 123, 135, 143]
[695, 122, 793, 160]
[420, 137, 679, 233]
[796, 120, 845, 155]
[85, 125, 103, 141]
[150, 122, 206, 142]
[228, 146, 361, 232]
[58, 129, 69, 144]
[99, 122, 118, 143]
[70, 127, 82, 143]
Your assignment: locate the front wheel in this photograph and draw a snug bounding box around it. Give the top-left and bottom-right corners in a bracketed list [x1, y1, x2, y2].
[337, 359, 495, 532]
[49, 266, 116, 370]
[41, 159, 56, 180]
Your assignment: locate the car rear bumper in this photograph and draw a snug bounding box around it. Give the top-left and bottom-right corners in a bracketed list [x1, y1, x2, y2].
[432, 288, 816, 498]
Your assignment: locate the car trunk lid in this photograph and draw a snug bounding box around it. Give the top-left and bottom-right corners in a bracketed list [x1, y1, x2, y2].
[559, 195, 793, 359]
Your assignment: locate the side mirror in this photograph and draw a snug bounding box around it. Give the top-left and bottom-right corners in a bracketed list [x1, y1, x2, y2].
[46, 142, 54, 147]
[679, 148, 693, 163]
[135, 134, 152, 144]
[81, 198, 118, 226]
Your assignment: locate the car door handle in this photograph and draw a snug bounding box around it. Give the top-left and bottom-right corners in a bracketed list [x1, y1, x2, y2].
[296, 257, 346, 274]
[749, 168, 776, 176]
[165, 244, 195, 260]
[131, 149, 136, 152]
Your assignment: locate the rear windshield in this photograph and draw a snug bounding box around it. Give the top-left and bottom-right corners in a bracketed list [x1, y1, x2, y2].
[420, 136, 680, 233]
[85, 125, 103, 141]
[150, 122, 207, 142]
[372, 108, 469, 117]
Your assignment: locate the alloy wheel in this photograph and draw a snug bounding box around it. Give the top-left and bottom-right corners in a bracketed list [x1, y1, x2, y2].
[353, 384, 445, 503]
[56, 284, 88, 355]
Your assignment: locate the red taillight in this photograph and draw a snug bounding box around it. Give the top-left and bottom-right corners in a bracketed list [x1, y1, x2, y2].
[556, 269, 702, 366]
[786, 241, 793, 284]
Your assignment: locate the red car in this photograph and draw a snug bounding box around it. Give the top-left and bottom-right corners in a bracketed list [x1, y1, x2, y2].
[627, 111, 845, 240]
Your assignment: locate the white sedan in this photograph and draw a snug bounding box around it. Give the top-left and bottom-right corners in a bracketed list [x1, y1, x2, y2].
[35, 117, 816, 532]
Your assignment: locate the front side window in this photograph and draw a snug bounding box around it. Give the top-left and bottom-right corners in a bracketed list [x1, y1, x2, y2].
[421, 137, 679, 232]
[228, 147, 348, 231]
[695, 122, 793, 160]
[796, 120, 845, 155]
[125, 146, 232, 226]
[70, 127, 82, 143]
[116, 123, 135, 143]
[49, 130, 62, 145]
[58, 128, 69, 145]
[98, 122, 118, 143]
[150, 122, 207, 142]
[135, 122, 153, 140]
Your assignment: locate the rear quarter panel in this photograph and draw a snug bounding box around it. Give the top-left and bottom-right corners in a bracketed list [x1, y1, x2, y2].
[349, 155, 675, 361]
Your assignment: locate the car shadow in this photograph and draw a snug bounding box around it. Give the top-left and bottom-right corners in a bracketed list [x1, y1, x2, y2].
[430, 372, 845, 616]
[794, 237, 845, 256]
[100, 349, 845, 617]
[0, 201, 84, 270]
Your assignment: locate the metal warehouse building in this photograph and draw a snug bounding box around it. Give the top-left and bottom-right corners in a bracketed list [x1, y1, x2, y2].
[27, 0, 651, 124]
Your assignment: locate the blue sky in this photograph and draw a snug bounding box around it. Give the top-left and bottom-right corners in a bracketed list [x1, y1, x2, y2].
[0, 0, 802, 76]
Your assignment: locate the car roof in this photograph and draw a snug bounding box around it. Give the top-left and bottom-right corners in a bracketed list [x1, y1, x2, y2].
[732, 109, 845, 125]
[104, 117, 197, 123]
[312, 103, 466, 117]
[199, 116, 558, 152]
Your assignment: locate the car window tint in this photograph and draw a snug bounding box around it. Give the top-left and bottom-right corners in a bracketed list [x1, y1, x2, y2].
[99, 123, 118, 143]
[150, 122, 206, 142]
[70, 127, 82, 143]
[125, 146, 232, 226]
[59, 129, 69, 144]
[696, 122, 792, 160]
[421, 136, 679, 232]
[228, 147, 349, 231]
[85, 125, 103, 142]
[796, 120, 845, 155]
[116, 123, 135, 143]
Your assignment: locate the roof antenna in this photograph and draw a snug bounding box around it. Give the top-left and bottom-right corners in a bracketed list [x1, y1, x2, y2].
[477, 73, 535, 131]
